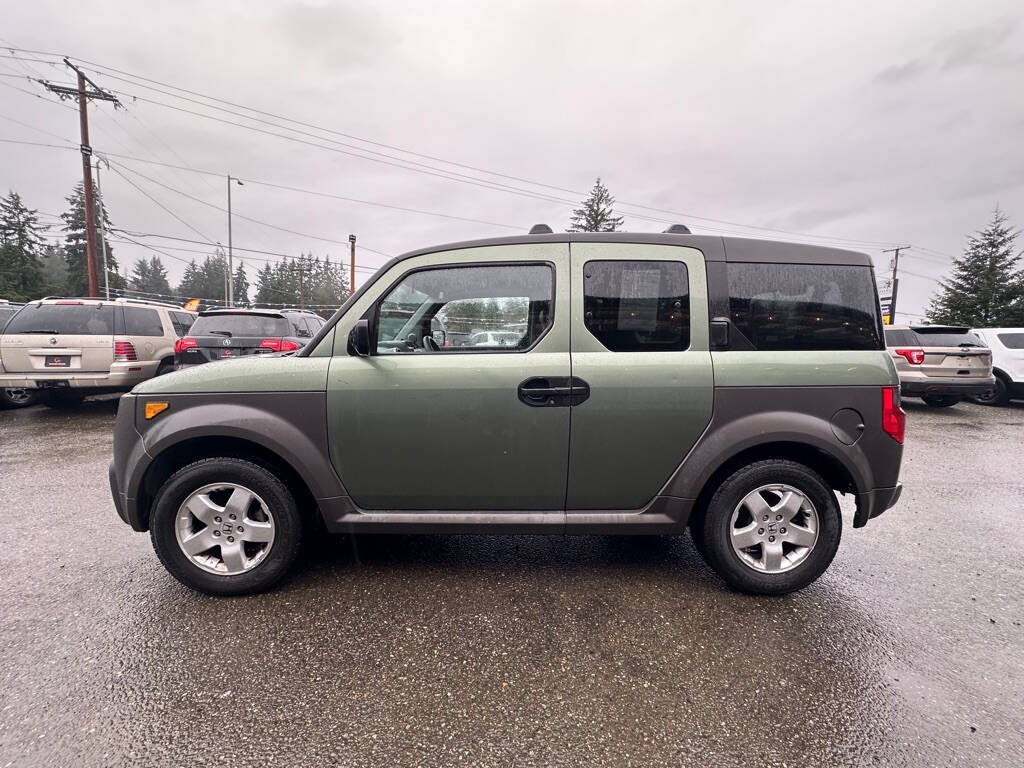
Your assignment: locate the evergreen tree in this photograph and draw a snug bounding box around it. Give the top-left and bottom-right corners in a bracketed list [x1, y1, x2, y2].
[0, 191, 46, 301]
[128, 255, 172, 298]
[927, 208, 1024, 326]
[568, 177, 624, 232]
[232, 261, 250, 306]
[39, 243, 68, 295]
[61, 182, 123, 295]
[177, 259, 203, 299]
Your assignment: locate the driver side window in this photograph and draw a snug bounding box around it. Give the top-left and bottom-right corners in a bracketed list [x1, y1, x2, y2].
[375, 263, 553, 354]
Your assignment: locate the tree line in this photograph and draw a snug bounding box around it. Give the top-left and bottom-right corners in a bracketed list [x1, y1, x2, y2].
[0, 185, 350, 316]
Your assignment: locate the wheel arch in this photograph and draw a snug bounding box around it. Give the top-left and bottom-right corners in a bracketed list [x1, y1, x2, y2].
[137, 435, 318, 532]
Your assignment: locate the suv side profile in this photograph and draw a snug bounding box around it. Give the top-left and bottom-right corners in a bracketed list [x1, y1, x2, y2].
[0, 297, 196, 408]
[110, 230, 904, 596]
[884, 324, 994, 407]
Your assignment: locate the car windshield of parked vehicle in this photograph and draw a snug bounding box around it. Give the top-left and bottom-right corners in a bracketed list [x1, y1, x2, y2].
[3, 303, 116, 335]
[912, 329, 985, 347]
[376, 264, 551, 352]
[996, 332, 1024, 349]
[190, 313, 291, 338]
[727, 263, 882, 351]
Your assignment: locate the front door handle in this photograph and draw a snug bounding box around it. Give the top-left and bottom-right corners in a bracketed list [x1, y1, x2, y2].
[518, 377, 590, 407]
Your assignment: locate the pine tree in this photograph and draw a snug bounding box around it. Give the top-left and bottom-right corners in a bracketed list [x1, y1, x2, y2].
[128, 255, 172, 298]
[0, 191, 46, 301]
[39, 243, 68, 295]
[927, 208, 1024, 326]
[568, 177, 624, 232]
[177, 259, 203, 299]
[232, 261, 250, 306]
[61, 182, 121, 295]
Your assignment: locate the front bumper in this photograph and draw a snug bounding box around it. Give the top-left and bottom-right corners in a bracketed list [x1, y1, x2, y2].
[853, 482, 902, 528]
[900, 375, 995, 398]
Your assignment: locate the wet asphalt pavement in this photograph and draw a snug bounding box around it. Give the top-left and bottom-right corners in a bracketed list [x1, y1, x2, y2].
[0, 398, 1022, 767]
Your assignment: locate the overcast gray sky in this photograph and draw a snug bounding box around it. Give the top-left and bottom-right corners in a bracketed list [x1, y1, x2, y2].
[2, 0, 1022, 318]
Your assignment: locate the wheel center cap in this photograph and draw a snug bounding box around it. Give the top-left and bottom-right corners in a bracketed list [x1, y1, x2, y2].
[766, 522, 778, 534]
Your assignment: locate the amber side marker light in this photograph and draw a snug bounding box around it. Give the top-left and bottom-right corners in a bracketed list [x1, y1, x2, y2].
[145, 401, 169, 420]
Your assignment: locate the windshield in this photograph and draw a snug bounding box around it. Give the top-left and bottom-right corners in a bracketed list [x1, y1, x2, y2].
[190, 314, 291, 337]
[4, 303, 116, 335]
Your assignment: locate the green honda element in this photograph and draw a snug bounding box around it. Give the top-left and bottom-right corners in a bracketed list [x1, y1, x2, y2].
[109, 229, 905, 596]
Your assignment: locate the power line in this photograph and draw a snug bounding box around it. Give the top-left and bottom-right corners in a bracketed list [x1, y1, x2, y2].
[107, 164, 218, 244]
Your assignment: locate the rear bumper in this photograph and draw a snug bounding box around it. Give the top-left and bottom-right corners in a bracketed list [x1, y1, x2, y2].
[900, 375, 995, 398]
[853, 482, 902, 527]
[0, 361, 158, 390]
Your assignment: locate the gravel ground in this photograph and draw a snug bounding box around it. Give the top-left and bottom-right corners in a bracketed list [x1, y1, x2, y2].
[0, 396, 1021, 767]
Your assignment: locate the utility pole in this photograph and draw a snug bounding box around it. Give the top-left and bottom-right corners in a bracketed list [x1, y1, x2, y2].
[226, 176, 242, 306]
[40, 60, 120, 297]
[882, 245, 908, 325]
[94, 158, 112, 299]
[349, 234, 357, 296]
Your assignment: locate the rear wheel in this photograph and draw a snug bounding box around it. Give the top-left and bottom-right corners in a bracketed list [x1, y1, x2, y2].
[971, 377, 1009, 407]
[150, 457, 303, 595]
[696, 460, 841, 595]
[39, 390, 86, 409]
[921, 394, 960, 408]
[155, 360, 175, 376]
[0, 388, 38, 409]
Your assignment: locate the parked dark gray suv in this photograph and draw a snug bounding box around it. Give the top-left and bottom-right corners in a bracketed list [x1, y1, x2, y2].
[174, 308, 327, 367]
[111, 230, 904, 597]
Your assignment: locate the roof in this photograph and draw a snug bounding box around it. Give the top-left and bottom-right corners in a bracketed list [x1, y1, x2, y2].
[397, 232, 874, 267]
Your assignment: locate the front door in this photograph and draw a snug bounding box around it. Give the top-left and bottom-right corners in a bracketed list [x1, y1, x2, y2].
[326, 243, 571, 511]
[566, 242, 714, 510]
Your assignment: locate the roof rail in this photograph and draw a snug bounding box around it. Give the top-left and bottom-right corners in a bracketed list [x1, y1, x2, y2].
[38, 295, 185, 310]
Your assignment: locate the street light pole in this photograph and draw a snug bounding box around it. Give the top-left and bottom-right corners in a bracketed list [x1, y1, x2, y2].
[349, 234, 357, 295]
[226, 176, 243, 307]
[94, 157, 111, 300]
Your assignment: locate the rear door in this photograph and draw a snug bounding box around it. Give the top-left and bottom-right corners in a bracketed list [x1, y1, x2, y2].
[912, 327, 991, 380]
[0, 301, 116, 374]
[566, 242, 713, 510]
[993, 331, 1024, 381]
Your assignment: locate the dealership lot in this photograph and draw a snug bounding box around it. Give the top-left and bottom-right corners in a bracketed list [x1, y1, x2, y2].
[0, 398, 1022, 767]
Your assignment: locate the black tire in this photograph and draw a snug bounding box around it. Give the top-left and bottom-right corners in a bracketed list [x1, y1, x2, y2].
[149, 457, 304, 595]
[38, 390, 86, 409]
[971, 376, 1009, 407]
[155, 360, 175, 376]
[697, 459, 842, 595]
[0, 387, 38, 409]
[921, 394, 960, 408]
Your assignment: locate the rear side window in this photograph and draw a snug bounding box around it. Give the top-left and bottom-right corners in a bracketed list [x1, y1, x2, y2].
[190, 314, 291, 337]
[997, 332, 1024, 349]
[287, 316, 313, 338]
[3, 303, 115, 335]
[122, 307, 164, 337]
[727, 263, 882, 351]
[583, 261, 690, 352]
[169, 312, 195, 337]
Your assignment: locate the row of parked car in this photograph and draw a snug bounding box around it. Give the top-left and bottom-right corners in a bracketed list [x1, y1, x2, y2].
[2, 297, 1023, 411]
[0, 297, 328, 409]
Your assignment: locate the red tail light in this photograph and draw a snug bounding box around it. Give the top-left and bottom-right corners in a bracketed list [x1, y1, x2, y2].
[882, 386, 906, 444]
[174, 337, 197, 355]
[895, 348, 925, 365]
[113, 340, 137, 362]
[259, 338, 300, 352]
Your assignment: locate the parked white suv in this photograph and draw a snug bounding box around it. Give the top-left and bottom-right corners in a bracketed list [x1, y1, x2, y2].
[0, 297, 196, 408]
[970, 328, 1024, 406]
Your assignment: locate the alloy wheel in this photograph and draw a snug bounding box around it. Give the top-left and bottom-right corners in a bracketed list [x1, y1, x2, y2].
[175, 483, 276, 575]
[729, 484, 819, 574]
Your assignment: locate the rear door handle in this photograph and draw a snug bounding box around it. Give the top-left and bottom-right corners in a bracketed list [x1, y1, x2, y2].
[518, 377, 590, 407]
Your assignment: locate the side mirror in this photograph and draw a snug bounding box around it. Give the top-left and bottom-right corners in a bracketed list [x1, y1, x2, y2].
[348, 318, 370, 356]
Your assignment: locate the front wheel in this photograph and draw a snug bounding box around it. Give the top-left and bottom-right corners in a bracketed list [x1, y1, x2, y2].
[696, 460, 842, 595]
[921, 394, 960, 408]
[150, 458, 304, 595]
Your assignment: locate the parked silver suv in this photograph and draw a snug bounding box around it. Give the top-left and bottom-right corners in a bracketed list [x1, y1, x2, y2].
[0, 297, 196, 408]
[884, 324, 994, 407]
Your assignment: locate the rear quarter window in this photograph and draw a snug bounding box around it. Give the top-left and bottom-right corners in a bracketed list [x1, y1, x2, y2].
[996, 332, 1024, 350]
[727, 263, 882, 351]
[122, 307, 165, 337]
